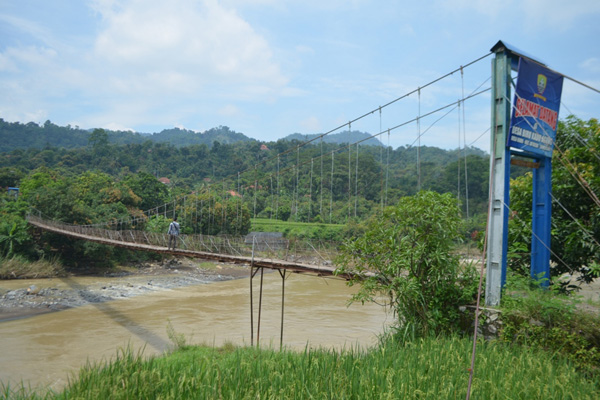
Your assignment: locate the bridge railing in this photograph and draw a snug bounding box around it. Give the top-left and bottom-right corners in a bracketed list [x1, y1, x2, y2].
[26, 214, 341, 266]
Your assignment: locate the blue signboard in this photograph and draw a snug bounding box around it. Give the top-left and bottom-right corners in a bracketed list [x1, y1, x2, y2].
[508, 57, 564, 158]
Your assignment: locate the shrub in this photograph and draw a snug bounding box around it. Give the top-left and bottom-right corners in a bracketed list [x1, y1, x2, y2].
[500, 276, 600, 376]
[336, 191, 478, 337]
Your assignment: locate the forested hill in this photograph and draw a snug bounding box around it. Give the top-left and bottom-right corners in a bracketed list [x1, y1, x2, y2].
[1, 119, 488, 157]
[0, 120, 393, 152]
[0, 119, 255, 152]
[282, 131, 383, 146]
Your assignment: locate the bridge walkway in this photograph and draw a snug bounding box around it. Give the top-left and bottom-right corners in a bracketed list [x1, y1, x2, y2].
[26, 216, 348, 279]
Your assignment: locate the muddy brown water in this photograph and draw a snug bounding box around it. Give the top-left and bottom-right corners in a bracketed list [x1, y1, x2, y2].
[0, 273, 390, 392]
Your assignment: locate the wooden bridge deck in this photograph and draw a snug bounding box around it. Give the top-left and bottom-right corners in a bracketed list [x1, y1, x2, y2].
[27, 218, 349, 279]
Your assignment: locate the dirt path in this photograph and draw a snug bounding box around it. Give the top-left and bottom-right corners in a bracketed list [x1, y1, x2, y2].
[0, 258, 251, 322]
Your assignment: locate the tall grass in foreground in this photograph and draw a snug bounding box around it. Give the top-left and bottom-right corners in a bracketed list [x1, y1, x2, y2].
[7, 336, 599, 399]
[0, 255, 65, 279]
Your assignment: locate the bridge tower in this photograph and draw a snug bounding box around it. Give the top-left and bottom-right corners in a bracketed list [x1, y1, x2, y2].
[485, 42, 514, 306]
[486, 41, 563, 306]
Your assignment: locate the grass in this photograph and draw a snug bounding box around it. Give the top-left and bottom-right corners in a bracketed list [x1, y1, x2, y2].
[5, 336, 599, 399]
[251, 218, 345, 241]
[0, 255, 65, 279]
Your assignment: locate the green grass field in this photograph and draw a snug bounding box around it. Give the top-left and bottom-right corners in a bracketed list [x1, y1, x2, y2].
[251, 218, 345, 241]
[7, 336, 598, 399]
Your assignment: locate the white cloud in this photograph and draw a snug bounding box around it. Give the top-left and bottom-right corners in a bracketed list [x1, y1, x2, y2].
[0, 50, 18, 72]
[439, 0, 600, 28]
[0, 0, 290, 130]
[580, 57, 600, 74]
[436, 0, 506, 18]
[295, 45, 314, 55]
[560, 78, 600, 119]
[300, 116, 321, 132]
[520, 0, 600, 27]
[91, 0, 288, 98]
[218, 104, 240, 117]
[103, 121, 135, 131]
[2, 45, 58, 69]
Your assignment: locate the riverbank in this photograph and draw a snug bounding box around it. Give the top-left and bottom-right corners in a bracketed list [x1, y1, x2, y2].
[0, 258, 251, 322]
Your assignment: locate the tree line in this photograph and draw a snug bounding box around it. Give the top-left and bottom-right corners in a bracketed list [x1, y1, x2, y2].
[2, 116, 597, 283]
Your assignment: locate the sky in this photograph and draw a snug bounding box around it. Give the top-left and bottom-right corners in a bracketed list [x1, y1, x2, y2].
[1, 0, 599, 151]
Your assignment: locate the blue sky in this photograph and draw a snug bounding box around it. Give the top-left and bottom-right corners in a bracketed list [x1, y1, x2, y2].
[1, 0, 599, 150]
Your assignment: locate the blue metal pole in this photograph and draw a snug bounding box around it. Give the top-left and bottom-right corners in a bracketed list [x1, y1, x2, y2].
[531, 157, 552, 285]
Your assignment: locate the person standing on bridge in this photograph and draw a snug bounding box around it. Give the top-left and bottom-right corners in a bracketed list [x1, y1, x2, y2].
[168, 217, 180, 250]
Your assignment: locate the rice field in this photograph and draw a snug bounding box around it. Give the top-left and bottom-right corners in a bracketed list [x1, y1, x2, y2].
[6, 336, 598, 399]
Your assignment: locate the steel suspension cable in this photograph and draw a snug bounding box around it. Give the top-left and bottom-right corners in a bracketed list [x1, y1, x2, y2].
[270, 174, 274, 220]
[379, 106, 384, 212]
[505, 93, 600, 209]
[551, 192, 600, 249]
[237, 172, 241, 230]
[457, 102, 462, 203]
[330, 150, 334, 223]
[132, 54, 494, 226]
[469, 127, 490, 147]
[222, 180, 226, 232]
[295, 147, 300, 221]
[355, 142, 359, 217]
[348, 122, 352, 220]
[502, 199, 571, 271]
[461, 67, 470, 220]
[417, 87, 421, 191]
[309, 158, 313, 221]
[253, 166, 258, 219]
[385, 129, 390, 208]
[320, 137, 324, 216]
[557, 102, 600, 163]
[276, 155, 280, 220]
[194, 53, 494, 208]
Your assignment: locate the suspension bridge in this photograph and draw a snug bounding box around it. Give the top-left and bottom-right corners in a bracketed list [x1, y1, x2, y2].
[22, 42, 600, 348]
[25, 52, 499, 272]
[26, 213, 345, 278]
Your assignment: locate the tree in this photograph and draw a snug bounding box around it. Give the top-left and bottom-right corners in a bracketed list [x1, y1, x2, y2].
[176, 191, 251, 235]
[0, 167, 24, 188]
[123, 172, 169, 211]
[88, 128, 109, 149]
[0, 204, 35, 258]
[336, 191, 477, 337]
[509, 116, 600, 286]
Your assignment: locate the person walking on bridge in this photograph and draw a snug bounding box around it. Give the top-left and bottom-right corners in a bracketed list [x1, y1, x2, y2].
[168, 217, 180, 250]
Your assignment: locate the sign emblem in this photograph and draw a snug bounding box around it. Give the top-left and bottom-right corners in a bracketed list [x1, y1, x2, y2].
[508, 58, 563, 158]
[537, 74, 547, 95]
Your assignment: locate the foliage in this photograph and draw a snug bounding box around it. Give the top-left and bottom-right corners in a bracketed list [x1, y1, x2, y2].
[174, 191, 251, 236]
[10, 336, 599, 399]
[336, 191, 478, 337]
[13, 168, 159, 267]
[0, 118, 504, 268]
[166, 320, 189, 351]
[122, 172, 169, 211]
[0, 255, 65, 279]
[0, 119, 254, 152]
[1, 119, 495, 227]
[0, 198, 36, 258]
[145, 215, 172, 234]
[0, 166, 24, 188]
[500, 275, 600, 376]
[251, 218, 345, 241]
[508, 116, 600, 286]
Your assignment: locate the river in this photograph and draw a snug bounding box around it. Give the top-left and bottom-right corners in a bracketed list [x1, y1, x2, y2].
[0, 272, 391, 393]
